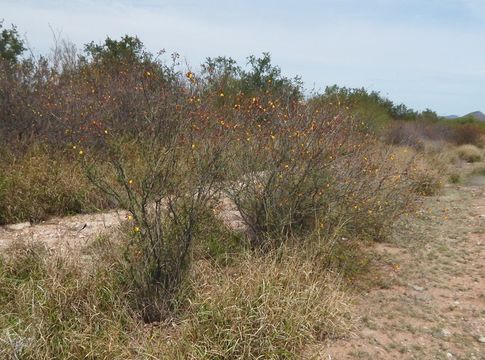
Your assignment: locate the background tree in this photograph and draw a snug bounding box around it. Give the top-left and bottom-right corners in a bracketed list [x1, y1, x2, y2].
[0, 21, 25, 64]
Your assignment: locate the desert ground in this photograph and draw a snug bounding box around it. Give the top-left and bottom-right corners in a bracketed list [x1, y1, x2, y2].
[1, 167, 483, 359]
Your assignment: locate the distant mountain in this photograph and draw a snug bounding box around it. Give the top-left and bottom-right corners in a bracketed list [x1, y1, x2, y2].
[441, 111, 485, 121]
[465, 111, 485, 121]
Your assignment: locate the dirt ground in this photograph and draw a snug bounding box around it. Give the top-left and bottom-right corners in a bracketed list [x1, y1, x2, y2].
[0, 177, 483, 360]
[0, 196, 244, 252]
[321, 177, 485, 359]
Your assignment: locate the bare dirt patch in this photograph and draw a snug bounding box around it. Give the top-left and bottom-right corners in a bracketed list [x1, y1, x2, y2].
[0, 196, 245, 252]
[321, 180, 485, 359]
[0, 210, 129, 252]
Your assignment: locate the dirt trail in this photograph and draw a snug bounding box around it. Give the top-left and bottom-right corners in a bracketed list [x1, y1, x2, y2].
[0, 209, 129, 251]
[323, 179, 485, 359]
[0, 197, 244, 251]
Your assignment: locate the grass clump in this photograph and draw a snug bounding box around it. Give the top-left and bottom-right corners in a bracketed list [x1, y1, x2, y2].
[456, 144, 482, 163]
[0, 236, 355, 359]
[0, 144, 112, 224]
[147, 253, 353, 359]
[449, 173, 461, 184]
[471, 166, 485, 176]
[0, 241, 133, 359]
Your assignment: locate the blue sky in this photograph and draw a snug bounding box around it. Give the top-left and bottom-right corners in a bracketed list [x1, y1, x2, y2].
[1, 0, 484, 115]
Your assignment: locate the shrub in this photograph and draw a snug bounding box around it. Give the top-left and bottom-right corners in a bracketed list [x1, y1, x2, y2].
[331, 144, 420, 240]
[456, 144, 482, 163]
[224, 107, 419, 246]
[384, 121, 453, 149]
[82, 68, 229, 322]
[224, 106, 356, 249]
[450, 124, 484, 146]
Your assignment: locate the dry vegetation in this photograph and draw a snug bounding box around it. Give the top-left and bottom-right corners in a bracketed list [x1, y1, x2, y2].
[0, 32, 484, 359]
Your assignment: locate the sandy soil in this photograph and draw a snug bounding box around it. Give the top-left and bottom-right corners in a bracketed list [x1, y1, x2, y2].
[0, 196, 245, 252]
[321, 179, 485, 359]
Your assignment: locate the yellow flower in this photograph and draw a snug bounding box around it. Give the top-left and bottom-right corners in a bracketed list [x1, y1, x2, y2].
[78, 150, 84, 156]
[128, 179, 133, 185]
[133, 226, 140, 233]
[219, 92, 224, 97]
[191, 144, 196, 149]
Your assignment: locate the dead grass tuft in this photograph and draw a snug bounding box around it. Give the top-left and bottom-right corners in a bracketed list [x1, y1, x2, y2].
[144, 253, 353, 359]
[456, 144, 483, 163]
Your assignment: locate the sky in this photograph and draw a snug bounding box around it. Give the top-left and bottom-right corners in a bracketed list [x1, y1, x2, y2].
[1, 0, 484, 115]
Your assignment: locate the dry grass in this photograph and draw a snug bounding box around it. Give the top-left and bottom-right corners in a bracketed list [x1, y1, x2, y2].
[389, 144, 449, 196]
[131, 252, 354, 359]
[0, 241, 133, 359]
[0, 144, 112, 224]
[0, 238, 354, 359]
[455, 144, 483, 163]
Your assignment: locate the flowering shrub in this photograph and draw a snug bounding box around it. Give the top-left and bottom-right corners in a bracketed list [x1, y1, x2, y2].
[0, 34, 435, 323]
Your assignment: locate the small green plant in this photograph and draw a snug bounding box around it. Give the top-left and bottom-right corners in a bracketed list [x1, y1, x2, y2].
[449, 173, 461, 184]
